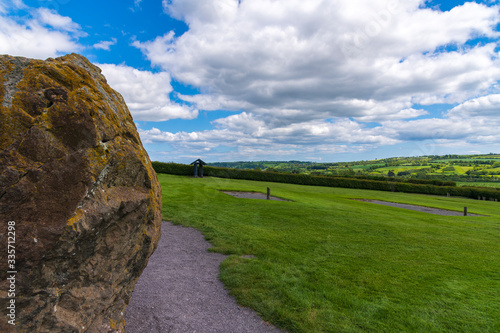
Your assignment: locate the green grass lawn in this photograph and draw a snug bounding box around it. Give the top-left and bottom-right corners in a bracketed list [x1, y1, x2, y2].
[158, 174, 500, 333]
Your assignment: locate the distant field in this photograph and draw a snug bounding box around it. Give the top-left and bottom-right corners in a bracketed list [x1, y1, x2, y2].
[159, 174, 500, 333]
[458, 182, 500, 189]
[433, 158, 500, 163]
[374, 165, 432, 172]
[209, 154, 500, 181]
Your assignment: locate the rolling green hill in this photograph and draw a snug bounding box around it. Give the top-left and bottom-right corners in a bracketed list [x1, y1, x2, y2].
[208, 153, 500, 187]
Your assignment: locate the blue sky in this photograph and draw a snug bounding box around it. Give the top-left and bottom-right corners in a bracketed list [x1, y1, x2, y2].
[1, 0, 500, 163]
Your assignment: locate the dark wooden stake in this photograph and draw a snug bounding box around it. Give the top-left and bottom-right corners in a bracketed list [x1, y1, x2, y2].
[267, 187, 270, 200]
[464, 207, 467, 216]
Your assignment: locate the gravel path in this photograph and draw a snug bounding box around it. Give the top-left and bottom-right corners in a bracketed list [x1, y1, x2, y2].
[125, 221, 283, 333]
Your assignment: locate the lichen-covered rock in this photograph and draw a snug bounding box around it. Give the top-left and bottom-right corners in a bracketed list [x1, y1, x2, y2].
[0, 54, 162, 332]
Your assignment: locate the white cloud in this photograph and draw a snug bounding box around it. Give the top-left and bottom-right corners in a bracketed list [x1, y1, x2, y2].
[354, 108, 429, 122]
[0, 1, 9, 14]
[177, 93, 252, 112]
[140, 113, 399, 154]
[93, 38, 117, 51]
[0, 0, 26, 14]
[98, 63, 198, 121]
[131, 0, 143, 12]
[448, 94, 500, 117]
[140, 105, 500, 162]
[136, 0, 500, 121]
[134, 0, 500, 160]
[384, 117, 500, 145]
[0, 16, 81, 58]
[0, 4, 83, 58]
[36, 8, 83, 34]
[139, 123, 391, 162]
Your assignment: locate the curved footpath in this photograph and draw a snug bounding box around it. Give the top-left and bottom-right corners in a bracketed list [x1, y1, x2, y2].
[125, 221, 283, 333]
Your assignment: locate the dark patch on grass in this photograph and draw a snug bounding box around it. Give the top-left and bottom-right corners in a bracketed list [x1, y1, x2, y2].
[353, 199, 488, 216]
[221, 190, 292, 201]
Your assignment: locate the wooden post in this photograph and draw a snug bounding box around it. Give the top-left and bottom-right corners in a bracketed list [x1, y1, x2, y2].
[193, 163, 199, 178]
[199, 163, 204, 178]
[267, 187, 270, 200]
[464, 207, 467, 216]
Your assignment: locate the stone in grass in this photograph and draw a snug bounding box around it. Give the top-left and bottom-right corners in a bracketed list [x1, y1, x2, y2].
[0, 54, 162, 332]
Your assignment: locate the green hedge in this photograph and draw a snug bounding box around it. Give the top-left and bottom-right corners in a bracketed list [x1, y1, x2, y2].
[152, 162, 500, 200]
[151, 162, 192, 175]
[406, 178, 457, 187]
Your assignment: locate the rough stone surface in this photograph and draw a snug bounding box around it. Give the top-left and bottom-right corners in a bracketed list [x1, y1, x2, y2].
[0, 54, 162, 332]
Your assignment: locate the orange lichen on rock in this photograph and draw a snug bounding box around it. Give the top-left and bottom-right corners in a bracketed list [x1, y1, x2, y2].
[0, 54, 162, 333]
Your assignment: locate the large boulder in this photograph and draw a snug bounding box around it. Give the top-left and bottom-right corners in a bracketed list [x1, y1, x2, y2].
[0, 54, 162, 332]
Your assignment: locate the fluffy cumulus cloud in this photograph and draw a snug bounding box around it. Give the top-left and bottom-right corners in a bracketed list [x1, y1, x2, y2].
[36, 7, 83, 34]
[134, 0, 500, 159]
[140, 0, 500, 110]
[448, 94, 500, 117]
[0, 2, 83, 58]
[139, 111, 399, 161]
[93, 38, 117, 51]
[99, 63, 198, 121]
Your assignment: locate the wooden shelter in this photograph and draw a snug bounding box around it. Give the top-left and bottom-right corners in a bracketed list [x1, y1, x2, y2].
[190, 159, 207, 178]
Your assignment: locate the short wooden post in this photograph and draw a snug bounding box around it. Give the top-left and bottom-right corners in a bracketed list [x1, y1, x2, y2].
[193, 163, 199, 178]
[267, 187, 270, 200]
[199, 163, 204, 178]
[464, 207, 467, 216]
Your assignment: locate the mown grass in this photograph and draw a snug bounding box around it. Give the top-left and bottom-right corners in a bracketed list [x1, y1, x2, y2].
[158, 174, 500, 333]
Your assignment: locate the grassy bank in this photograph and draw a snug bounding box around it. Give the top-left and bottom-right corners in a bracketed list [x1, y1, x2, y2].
[158, 174, 500, 332]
